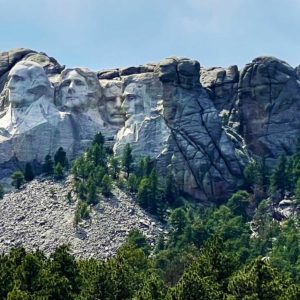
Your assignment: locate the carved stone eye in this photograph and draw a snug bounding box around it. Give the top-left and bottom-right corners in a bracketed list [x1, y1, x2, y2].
[126, 95, 136, 101]
[10, 75, 24, 82]
[74, 79, 85, 86]
[61, 80, 71, 87]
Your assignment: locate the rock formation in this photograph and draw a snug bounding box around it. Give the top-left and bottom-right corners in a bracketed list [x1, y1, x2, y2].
[1, 48, 300, 201]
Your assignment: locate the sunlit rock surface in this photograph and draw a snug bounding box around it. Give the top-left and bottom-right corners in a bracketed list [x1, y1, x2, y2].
[0, 48, 299, 201]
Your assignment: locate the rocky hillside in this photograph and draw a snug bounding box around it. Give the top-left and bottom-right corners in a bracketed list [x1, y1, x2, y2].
[0, 177, 165, 259]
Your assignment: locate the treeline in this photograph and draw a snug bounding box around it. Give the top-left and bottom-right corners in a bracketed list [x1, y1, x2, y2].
[71, 133, 178, 223]
[0, 219, 299, 299]
[1, 133, 300, 299]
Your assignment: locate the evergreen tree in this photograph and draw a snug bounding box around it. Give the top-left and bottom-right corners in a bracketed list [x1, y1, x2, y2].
[43, 154, 54, 175]
[109, 157, 120, 179]
[137, 177, 152, 209]
[92, 132, 105, 146]
[122, 144, 133, 179]
[86, 179, 98, 205]
[0, 183, 4, 199]
[148, 169, 159, 214]
[169, 208, 188, 238]
[295, 178, 300, 204]
[227, 190, 250, 220]
[11, 171, 25, 189]
[88, 143, 107, 167]
[54, 163, 64, 180]
[270, 154, 288, 196]
[127, 173, 138, 193]
[228, 257, 294, 300]
[164, 172, 179, 207]
[24, 162, 34, 182]
[7, 286, 30, 300]
[101, 175, 112, 196]
[137, 156, 152, 178]
[54, 147, 68, 168]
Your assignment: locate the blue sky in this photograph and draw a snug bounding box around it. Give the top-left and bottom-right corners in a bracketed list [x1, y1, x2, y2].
[1, 0, 300, 71]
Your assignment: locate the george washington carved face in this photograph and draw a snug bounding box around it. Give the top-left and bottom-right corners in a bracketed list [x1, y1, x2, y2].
[7, 61, 53, 108]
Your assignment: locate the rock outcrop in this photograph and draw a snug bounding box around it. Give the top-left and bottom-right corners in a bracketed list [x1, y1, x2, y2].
[1, 48, 300, 201]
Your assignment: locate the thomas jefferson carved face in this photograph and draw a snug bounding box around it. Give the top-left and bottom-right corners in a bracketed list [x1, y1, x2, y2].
[7, 61, 52, 108]
[60, 70, 89, 111]
[122, 83, 145, 120]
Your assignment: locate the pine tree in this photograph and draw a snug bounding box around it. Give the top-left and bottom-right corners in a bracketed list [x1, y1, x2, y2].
[295, 178, 300, 204]
[122, 144, 133, 179]
[11, 171, 25, 189]
[109, 157, 120, 179]
[127, 173, 138, 193]
[0, 183, 4, 199]
[87, 179, 98, 205]
[43, 154, 54, 175]
[164, 172, 179, 207]
[54, 163, 64, 180]
[270, 154, 288, 196]
[54, 147, 67, 168]
[101, 174, 112, 196]
[137, 177, 152, 209]
[92, 132, 105, 146]
[24, 162, 34, 182]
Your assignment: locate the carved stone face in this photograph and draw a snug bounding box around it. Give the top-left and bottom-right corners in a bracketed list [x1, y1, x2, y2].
[7, 61, 51, 108]
[60, 70, 89, 110]
[102, 81, 124, 126]
[122, 83, 145, 120]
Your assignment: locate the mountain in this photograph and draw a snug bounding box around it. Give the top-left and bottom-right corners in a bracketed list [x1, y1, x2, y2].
[1, 48, 300, 202]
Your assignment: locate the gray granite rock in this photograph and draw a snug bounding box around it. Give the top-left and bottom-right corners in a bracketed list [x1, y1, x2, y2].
[233, 56, 300, 163]
[0, 177, 165, 259]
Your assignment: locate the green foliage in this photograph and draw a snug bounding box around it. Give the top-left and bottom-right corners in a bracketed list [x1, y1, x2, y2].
[228, 257, 295, 300]
[54, 162, 64, 180]
[295, 178, 300, 204]
[11, 171, 25, 189]
[270, 154, 288, 196]
[43, 154, 54, 175]
[109, 156, 120, 179]
[54, 147, 68, 168]
[92, 132, 105, 146]
[167, 270, 222, 300]
[0, 182, 4, 199]
[86, 178, 98, 205]
[164, 172, 179, 207]
[169, 208, 188, 241]
[227, 190, 250, 220]
[7, 286, 30, 300]
[101, 174, 112, 196]
[127, 173, 138, 193]
[74, 201, 90, 225]
[126, 229, 151, 256]
[122, 143, 133, 179]
[24, 162, 34, 182]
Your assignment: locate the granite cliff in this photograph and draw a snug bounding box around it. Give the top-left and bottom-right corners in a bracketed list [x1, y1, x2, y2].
[1, 48, 300, 202]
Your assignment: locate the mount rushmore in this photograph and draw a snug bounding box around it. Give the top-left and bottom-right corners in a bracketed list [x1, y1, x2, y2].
[1, 48, 300, 202]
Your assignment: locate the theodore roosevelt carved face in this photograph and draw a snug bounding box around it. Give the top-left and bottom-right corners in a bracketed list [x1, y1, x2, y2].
[7, 61, 53, 108]
[100, 80, 125, 126]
